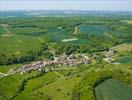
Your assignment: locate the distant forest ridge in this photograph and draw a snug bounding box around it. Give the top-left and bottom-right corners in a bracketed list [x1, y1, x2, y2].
[0, 10, 132, 18]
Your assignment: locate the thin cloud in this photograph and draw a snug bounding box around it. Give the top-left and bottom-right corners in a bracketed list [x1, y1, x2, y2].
[0, 0, 132, 11]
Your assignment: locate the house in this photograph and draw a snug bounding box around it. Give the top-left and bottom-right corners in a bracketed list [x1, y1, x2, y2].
[106, 48, 115, 63]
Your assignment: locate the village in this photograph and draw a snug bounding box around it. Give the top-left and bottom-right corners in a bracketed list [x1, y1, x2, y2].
[7, 54, 90, 75]
[0, 48, 115, 78]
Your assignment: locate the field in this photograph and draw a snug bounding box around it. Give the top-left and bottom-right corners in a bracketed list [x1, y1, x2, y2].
[95, 79, 132, 100]
[72, 64, 132, 100]
[115, 55, 132, 64]
[113, 42, 132, 64]
[79, 24, 108, 35]
[0, 17, 129, 57]
[0, 64, 21, 73]
[34, 75, 81, 100]
[0, 14, 132, 100]
[79, 24, 123, 38]
[13, 72, 59, 100]
[120, 20, 132, 24]
[0, 67, 82, 100]
[0, 35, 42, 56]
[0, 70, 42, 100]
[114, 43, 132, 53]
[0, 26, 6, 36]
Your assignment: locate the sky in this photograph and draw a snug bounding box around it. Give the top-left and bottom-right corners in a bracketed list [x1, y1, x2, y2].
[0, 0, 132, 11]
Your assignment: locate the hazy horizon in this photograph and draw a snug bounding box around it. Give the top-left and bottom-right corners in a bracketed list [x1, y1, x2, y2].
[0, 0, 132, 11]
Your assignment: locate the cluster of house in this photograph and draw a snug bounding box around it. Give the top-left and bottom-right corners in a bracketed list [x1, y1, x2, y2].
[4, 48, 116, 76]
[9, 54, 89, 74]
[105, 48, 114, 63]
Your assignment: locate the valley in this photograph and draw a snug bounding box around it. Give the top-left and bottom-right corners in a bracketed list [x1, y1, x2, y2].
[0, 12, 132, 100]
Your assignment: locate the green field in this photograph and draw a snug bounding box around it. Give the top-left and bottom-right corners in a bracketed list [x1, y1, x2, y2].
[95, 79, 132, 100]
[0, 16, 132, 100]
[0, 35, 42, 56]
[79, 24, 108, 35]
[0, 64, 21, 73]
[0, 70, 42, 100]
[0, 17, 128, 57]
[0, 68, 82, 100]
[0, 60, 132, 100]
[115, 55, 132, 64]
[0, 27, 6, 36]
[113, 43, 132, 64]
[35, 76, 81, 100]
[79, 24, 123, 40]
[13, 72, 59, 100]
